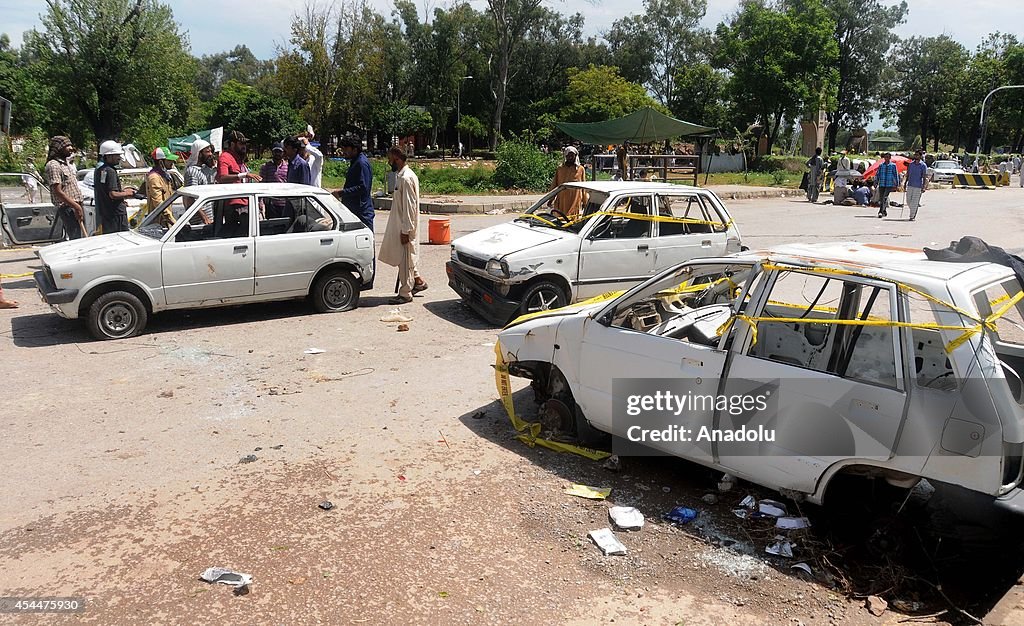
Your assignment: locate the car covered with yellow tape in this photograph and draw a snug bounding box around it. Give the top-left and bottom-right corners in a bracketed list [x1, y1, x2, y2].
[446, 182, 742, 325]
[496, 242, 1024, 508]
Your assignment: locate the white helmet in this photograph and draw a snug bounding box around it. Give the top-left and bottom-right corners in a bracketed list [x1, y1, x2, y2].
[99, 140, 124, 156]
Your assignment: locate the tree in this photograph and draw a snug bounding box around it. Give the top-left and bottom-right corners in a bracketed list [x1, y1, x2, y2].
[822, 0, 908, 151]
[555, 65, 667, 123]
[881, 35, 968, 151]
[195, 45, 273, 100]
[484, 0, 546, 149]
[456, 114, 487, 152]
[0, 34, 53, 134]
[28, 0, 198, 144]
[714, 0, 839, 151]
[669, 63, 731, 130]
[207, 80, 304, 152]
[606, 0, 709, 105]
[372, 101, 433, 139]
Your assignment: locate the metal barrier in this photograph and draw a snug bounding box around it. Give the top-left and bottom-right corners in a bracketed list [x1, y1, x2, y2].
[591, 154, 699, 186]
[952, 173, 999, 189]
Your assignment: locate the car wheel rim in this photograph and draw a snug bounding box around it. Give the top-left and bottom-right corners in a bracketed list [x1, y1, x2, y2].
[323, 278, 352, 309]
[100, 302, 134, 337]
[526, 288, 561, 313]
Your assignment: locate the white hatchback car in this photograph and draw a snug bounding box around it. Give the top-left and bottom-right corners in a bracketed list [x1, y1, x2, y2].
[446, 182, 743, 324]
[497, 242, 1024, 506]
[32, 183, 375, 339]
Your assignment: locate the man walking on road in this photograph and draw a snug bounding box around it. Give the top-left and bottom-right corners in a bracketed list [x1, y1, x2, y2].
[333, 134, 375, 230]
[805, 147, 825, 203]
[380, 146, 427, 304]
[905, 150, 928, 222]
[45, 135, 85, 239]
[875, 152, 899, 218]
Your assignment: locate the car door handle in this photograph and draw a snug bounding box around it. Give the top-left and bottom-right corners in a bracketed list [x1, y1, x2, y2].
[320, 238, 334, 245]
[233, 245, 248, 254]
[637, 244, 649, 251]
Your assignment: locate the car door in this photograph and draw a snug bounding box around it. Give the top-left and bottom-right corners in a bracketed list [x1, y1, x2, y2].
[0, 172, 63, 244]
[718, 267, 908, 494]
[253, 194, 338, 296]
[161, 196, 256, 305]
[575, 193, 655, 300]
[649, 193, 729, 271]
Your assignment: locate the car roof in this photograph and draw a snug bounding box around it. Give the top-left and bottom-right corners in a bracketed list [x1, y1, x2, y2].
[734, 242, 1013, 287]
[180, 183, 331, 198]
[561, 181, 709, 194]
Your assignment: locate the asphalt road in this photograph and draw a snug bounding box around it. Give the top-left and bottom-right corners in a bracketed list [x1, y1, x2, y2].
[0, 182, 1022, 624]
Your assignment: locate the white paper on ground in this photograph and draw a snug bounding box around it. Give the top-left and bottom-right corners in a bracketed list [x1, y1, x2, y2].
[200, 567, 253, 587]
[758, 499, 788, 517]
[608, 506, 645, 530]
[304, 348, 326, 354]
[776, 516, 811, 530]
[588, 528, 627, 556]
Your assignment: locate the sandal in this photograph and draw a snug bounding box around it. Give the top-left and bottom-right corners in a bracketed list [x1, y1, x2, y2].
[389, 295, 413, 305]
[412, 280, 428, 294]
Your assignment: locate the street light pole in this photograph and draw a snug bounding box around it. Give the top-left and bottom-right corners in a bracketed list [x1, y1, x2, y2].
[975, 84, 1024, 158]
[457, 75, 472, 157]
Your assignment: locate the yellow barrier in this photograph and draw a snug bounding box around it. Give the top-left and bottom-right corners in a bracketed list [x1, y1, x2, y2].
[0, 272, 33, 279]
[952, 173, 998, 189]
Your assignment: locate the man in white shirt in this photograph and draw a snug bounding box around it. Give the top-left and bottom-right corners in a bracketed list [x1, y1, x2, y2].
[300, 126, 324, 187]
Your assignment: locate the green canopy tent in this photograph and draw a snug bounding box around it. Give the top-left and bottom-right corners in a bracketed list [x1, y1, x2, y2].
[553, 107, 717, 182]
[553, 107, 715, 145]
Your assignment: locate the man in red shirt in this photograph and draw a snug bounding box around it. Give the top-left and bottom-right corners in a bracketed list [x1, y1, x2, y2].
[216, 130, 261, 219]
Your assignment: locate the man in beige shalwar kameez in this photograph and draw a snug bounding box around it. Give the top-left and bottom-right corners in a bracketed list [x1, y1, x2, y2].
[380, 147, 427, 304]
[547, 146, 587, 217]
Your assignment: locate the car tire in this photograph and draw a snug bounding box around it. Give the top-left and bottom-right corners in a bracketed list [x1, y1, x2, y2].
[87, 290, 148, 340]
[311, 269, 359, 313]
[518, 280, 568, 317]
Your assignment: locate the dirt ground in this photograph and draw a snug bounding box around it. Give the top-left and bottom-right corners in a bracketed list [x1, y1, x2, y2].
[2, 184, 1024, 624]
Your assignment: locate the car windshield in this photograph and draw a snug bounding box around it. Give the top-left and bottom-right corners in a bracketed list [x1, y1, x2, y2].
[935, 161, 959, 169]
[515, 187, 608, 232]
[135, 191, 195, 239]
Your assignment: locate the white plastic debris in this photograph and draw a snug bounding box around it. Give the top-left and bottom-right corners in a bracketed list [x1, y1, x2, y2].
[608, 506, 645, 531]
[732, 508, 749, 519]
[717, 473, 736, 492]
[304, 348, 326, 355]
[380, 309, 413, 323]
[758, 499, 788, 517]
[776, 516, 811, 530]
[200, 567, 253, 588]
[588, 528, 627, 556]
[739, 495, 756, 509]
[765, 536, 794, 558]
[791, 562, 813, 576]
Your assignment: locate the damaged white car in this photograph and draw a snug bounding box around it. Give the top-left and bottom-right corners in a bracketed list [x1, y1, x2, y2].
[497, 242, 1024, 508]
[33, 183, 374, 340]
[447, 181, 742, 325]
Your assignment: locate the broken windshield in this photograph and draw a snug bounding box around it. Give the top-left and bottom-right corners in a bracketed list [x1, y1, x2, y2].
[515, 187, 608, 232]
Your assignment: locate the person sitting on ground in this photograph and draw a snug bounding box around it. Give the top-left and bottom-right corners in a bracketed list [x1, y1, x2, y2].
[852, 181, 871, 206]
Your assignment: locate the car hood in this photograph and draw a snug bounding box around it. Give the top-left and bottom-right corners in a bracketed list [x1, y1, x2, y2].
[39, 231, 156, 265]
[454, 221, 572, 260]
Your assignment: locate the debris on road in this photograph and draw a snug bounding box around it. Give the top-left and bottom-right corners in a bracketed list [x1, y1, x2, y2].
[757, 500, 788, 517]
[775, 516, 811, 530]
[665, 506, 698, 525]
[791, 562, 813, 576]
[318, 501, 334, 511]
[564, 484, 611, 500]
[608, 506, 645, 530]
[602, 454, 621, 472]
[866, 595, 888, 616]
[380, 309, 413, 323]
[303, 348, 326, 355]
[199, 567, 253, 588]
[397, 323, 410, 332]
[239, 454, 257, 464]
[765, 536, 794, 558]
[702, 494, 718, 505]
[718, 474, 736, 492]
[158, 389, 174, 398]
[588, 528, 627, 556]
[739, 495, 756, 509]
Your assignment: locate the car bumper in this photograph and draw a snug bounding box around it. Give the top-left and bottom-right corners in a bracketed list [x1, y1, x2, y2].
[446, 262, 521, 326]
[34, 270, 78, 314]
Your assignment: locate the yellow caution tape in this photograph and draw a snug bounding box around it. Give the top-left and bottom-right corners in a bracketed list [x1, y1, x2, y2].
[505, 289, 625, 328]
[494, 341, 611, 461]
[564, 484, 611, 499]
[518, 209, 732, 231]
[0, 272, 33, 279]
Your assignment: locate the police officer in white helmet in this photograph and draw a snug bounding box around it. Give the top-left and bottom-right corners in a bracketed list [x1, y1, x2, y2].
[95, 141, 138, 234]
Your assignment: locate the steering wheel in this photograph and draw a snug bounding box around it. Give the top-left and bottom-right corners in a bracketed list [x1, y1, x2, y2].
[547, 208, 569, 222]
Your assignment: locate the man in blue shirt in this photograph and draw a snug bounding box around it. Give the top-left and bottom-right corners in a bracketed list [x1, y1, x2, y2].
[874, 152, 899, 218]
[283, 137, 312, 185]
[904, 150, 929, 221]
[332, 134, 375, 230]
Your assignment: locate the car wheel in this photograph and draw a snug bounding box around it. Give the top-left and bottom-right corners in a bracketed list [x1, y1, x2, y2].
[519, 280, 568, 317]
[311, 270, 359, 313]
[87, 290, 148, 340]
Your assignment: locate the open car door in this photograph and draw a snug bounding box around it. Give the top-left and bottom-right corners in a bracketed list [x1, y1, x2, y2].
[0, 173, 64, 245]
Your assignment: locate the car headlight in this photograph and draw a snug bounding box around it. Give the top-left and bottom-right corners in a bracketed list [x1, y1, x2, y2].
[485, 258, 510, 278]
[451, 245, 458, 262]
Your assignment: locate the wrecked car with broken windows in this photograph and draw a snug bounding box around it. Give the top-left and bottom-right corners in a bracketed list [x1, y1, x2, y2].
[496, 242, 1024, 509]
[33, 183, 374, 340]
[446, 181, 742, 325]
